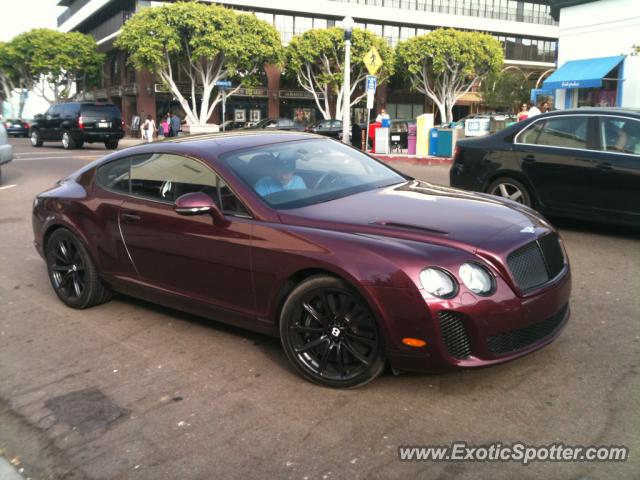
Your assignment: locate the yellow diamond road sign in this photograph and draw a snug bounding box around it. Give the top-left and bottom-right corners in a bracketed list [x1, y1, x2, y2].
[363, 47, 383, 75]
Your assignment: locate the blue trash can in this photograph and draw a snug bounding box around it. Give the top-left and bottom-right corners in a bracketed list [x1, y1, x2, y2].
[429, 128, 438, 156]
[436, 129, 454, 157]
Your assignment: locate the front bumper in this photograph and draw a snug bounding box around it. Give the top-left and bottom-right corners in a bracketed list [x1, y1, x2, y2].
[368, 268, 571, 373]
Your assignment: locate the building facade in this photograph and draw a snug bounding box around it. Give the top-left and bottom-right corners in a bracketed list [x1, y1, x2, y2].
[57, 0, 559, 129]
[543, 0, 640, 109]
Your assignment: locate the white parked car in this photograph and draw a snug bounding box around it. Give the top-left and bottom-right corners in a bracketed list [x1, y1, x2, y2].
[0, 123, 14, 182]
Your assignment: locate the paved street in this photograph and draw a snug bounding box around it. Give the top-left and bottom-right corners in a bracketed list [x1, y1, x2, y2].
[0, 137, 639, 479]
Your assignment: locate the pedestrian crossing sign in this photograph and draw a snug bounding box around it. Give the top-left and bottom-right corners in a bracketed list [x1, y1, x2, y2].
[363, 47, 383, 75]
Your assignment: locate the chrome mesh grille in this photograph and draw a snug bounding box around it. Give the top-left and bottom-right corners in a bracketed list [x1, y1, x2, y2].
[507, 234, 565, 292]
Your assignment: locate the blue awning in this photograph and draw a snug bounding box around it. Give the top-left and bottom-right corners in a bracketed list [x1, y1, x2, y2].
[543, 55, 625, 90]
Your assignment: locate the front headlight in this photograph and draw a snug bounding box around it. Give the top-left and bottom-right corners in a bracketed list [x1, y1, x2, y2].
[419, 268, 457, 298]
[459, 263, 494, 295]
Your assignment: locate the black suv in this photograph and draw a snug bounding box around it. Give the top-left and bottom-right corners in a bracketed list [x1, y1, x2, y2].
[30, 102, 124, 150]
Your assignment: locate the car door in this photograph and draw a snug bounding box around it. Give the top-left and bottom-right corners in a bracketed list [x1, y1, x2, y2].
[514, 115, 599, 211]
[593, 115, 640, 221]
[118, 152, 255, 316]
[41, 105, 58, 139]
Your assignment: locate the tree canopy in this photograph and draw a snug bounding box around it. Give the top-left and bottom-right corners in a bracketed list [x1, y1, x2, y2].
[10, 29, 103, 104]
[395, 29, 503, 123]
[286, 28, 394, 120]
[116, 2, 283, 126]
[480, 69, 533, 113]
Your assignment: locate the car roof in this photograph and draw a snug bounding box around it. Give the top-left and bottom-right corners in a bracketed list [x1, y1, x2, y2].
[542, 107, 640, 118]
[136, 131, 323, 158]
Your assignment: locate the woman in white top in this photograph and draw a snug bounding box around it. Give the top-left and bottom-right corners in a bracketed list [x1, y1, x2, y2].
[142, 114, 156, 143]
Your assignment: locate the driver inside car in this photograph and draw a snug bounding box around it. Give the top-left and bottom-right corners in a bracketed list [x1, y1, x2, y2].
[254, 151, 307, 197]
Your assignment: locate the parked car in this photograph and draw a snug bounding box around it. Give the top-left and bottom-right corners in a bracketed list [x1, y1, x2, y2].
[3, 118, 29, 137]
[450, 108, 640, 227]
[30, 102, 125, 150]
[305, 119, 343, 138]
[33, 132, 571, 388]
[0, 123, 13, 181]
[245, 117, 305, 131]
[221, 120, 247, 131]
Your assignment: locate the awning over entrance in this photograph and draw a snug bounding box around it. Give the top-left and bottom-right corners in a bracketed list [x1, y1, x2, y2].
[543, 55, 625, 90]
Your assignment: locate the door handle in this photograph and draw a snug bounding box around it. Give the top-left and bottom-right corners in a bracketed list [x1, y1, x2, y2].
[597, 162, 613, 171]
[522, 155, 536, 164]
[121, 212, 141, 222]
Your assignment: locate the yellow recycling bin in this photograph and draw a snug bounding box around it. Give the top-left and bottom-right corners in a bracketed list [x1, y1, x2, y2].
[416, 113, 434, 157]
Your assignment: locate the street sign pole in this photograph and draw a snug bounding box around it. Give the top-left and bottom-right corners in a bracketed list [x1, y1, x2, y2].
[222, 89, 226, 132]
[364, 75, 377, 152]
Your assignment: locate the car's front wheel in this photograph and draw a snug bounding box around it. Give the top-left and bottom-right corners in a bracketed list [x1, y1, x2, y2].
[280, 275, 385, 388]
[487, 177, 533, 207]
[30, 130, 43, 147]
[46, 229, 112, 309]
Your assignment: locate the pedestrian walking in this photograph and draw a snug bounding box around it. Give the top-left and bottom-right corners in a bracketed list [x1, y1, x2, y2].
[142, 114, 155, 143]
[160, 116, 169, 138]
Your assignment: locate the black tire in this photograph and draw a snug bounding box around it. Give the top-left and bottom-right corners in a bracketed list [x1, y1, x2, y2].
[62, 131, 77, 150]
[105, 140, 119, 150]
[30, 130, 43, 147]
[279, 275, 385, 388]
[45, 229, 112, 309]
[486, 177, 533, 207]
[76, 140, 85, 149]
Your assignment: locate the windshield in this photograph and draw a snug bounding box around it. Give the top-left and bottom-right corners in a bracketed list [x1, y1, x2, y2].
[223, 138, 408, 209]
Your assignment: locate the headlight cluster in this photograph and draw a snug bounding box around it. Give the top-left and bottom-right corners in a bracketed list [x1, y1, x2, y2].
[420, 262, 494, 298]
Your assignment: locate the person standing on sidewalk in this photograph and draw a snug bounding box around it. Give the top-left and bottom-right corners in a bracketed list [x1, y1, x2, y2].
[142, 114, 155, 143]
[170, 112, 181, 137]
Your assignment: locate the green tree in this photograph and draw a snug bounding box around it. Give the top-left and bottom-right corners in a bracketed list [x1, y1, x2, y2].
[480, 69, 533, 112]
[0, 41, 28, 117]
[10, 29, 103, 104]
[285, 28, 394, 120]
[395, 29, 503, 123]
[116, 2, 283, 126]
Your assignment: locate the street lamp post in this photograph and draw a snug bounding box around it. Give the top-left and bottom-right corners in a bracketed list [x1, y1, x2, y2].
[342, 16, 354, 144]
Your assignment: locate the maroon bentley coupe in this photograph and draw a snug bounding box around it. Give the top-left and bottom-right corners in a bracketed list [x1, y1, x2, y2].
[32, 132, 571, 387]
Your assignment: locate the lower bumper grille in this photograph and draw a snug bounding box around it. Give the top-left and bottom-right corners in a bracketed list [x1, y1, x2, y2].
[438, 311, 471, 359]
[487, 304, 568, 356]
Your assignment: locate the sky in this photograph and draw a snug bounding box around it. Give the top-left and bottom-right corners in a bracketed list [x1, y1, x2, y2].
[0, 0, 65, 42]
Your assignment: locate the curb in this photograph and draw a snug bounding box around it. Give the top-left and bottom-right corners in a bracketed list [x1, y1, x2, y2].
[372, 154, 452, 165]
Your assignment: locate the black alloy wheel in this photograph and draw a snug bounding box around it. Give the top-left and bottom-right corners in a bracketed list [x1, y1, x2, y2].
[280, 275, 385, 388]
[46, 229, 112, 309]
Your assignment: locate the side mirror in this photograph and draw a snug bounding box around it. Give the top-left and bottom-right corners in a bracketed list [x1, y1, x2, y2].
[174, 192, 225, 224]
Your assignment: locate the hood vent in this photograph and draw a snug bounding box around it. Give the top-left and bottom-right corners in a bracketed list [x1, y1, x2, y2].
[370, 220, 449, 236]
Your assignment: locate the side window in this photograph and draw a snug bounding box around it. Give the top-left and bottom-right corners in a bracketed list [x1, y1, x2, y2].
[130, 153, 218, 203]
[49, 105, 61, 117]
[96, 157, 131, 193]
[219, 178, 249, 216]
[519, 117, 588, 149]
[540, 117, 588, 149]
[601, 117, 640, 155]
[331, 120, 342, 128]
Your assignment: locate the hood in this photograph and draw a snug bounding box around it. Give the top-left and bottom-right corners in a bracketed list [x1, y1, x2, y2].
[278, 181, 553, 255]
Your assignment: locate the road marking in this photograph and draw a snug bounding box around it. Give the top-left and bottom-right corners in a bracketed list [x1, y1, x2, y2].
[0, 184, 16, 190]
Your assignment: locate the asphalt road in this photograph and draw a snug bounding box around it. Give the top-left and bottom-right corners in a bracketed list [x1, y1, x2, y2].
[1, 137, 639, 479]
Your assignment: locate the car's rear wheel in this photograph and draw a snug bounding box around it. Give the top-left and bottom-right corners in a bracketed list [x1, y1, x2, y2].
[30, 130, 43, 147]
[105, 140, 119, 150]
[62, 131, 77, 149]
[280, 275, 385, 388]
[487, 177, 533, 207]
[46, 229, 112, 309]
